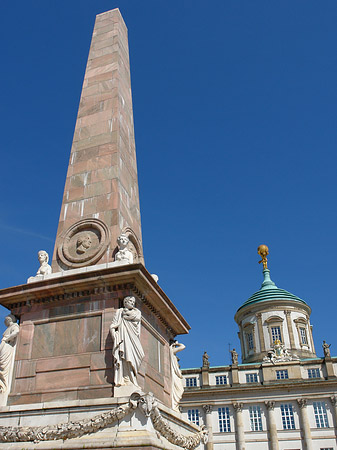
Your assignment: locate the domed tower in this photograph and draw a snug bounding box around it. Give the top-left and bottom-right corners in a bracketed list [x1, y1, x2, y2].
[234, 245, 316, 363]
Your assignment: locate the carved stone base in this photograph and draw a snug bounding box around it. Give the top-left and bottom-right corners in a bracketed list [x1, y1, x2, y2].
[0, 393, 207, 450]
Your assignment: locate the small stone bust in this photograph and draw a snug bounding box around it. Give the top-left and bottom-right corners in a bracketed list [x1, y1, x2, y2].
[115, 234, 134, 264]
[27, 250, 52, 283]
[36, 250, 52, 276]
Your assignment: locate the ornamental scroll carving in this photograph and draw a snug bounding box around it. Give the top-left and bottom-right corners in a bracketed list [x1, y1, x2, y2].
[0, 392, 208, 449]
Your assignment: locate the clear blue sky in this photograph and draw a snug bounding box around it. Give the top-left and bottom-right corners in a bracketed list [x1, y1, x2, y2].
[0, 1, 337, 368]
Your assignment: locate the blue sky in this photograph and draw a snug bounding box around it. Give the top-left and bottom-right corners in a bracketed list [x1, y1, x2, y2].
[0, 1, 337, 368]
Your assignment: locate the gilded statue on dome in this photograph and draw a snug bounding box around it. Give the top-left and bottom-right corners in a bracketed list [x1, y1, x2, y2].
[257, 244, 269, 270]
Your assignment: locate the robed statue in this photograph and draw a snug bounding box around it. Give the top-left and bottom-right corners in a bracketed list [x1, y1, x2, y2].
[110, 296, 144, 387]
[0, 315, 19, 393]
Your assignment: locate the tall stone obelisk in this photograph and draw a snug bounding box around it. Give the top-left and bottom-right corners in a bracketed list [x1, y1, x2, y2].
[52, 9, 143, 272]
[0, 10, 210, 450]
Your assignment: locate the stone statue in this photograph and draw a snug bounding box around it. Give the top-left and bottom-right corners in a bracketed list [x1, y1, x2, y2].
[323, 340, 331, 357]
[170, 340, 185, 411]
[202, 351, 210, 368]
[230, 348, 238, 365]
[0, 315, 19, 393]
[28, 250, 52, 283]
[110, 296, 144, 387]
[115, 234, 134, 264]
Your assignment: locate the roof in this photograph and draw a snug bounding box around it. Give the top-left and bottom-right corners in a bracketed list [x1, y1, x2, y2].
[237, 268, 307, 312]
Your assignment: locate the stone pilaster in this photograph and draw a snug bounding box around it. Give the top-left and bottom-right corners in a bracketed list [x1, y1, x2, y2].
[297, 399, 313, 450]
[284, 310, 295, 349]
[330, 396, 337, 431]
[265, 401, 279, 450]
[203, 405, 214, 450]
[256, 313, 265, 352]
[233, 402, 245, 450]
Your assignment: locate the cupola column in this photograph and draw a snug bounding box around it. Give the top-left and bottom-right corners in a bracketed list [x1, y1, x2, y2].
[233, 402, 245, 450]
[256, 313, 265, 352]
[265, 401, 279, 450]
[297, 399, 313, 450]
[284, 310, 295, 349]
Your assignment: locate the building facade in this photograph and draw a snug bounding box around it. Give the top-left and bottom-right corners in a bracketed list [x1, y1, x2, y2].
[181, 257, 337, 450]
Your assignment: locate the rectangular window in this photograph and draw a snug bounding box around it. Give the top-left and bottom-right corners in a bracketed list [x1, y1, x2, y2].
[320, 448, 333, 450]
[247, 332, 254, 350]
[313, 401, 329, 428]
[246, 373, 258, 383]
[215, 375, 227, 385]
[218, 407, 231, 432]
[188, 409, 199, 425]
[249, 405, 262, 431]
[271, 326, 282, 343]
[280, 404, 295, 429]
[300, 327, 308, 345]
[185, 377, 197, 387]
[308, 368, 320, 379]
[276, 369, 289, 380]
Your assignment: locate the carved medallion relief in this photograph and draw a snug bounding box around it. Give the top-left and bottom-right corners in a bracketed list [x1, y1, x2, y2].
[57, 218, 110, 268]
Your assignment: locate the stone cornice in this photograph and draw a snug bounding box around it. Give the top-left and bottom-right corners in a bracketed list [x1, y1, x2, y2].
[0, 264, 190, 336]
[235, 301, 312, 324]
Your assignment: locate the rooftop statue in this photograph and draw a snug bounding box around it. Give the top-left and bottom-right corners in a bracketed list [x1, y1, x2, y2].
[110, 296, 144, 387]
[257, 244, 269, 270]
[323, 340, 331, 358]
[27, 250, 52, 283]
[202, 351, 210, 368]
[115, 234, 134, 264]
[230, 348, 239, 365]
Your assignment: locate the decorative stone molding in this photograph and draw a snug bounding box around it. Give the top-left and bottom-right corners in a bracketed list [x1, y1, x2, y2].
[203, 404, 213, 414]
[265, 401, 275, 410]
[233, 402, 243, 412]
[330, 396, 337, 406]
[263, 339, 299, 364]
[297, 398, 307, 409]
[0, 392, 208, 448]
[135, 392, 208, 449]
[0, 396, 136, 443]
[57, 218, 110, 268]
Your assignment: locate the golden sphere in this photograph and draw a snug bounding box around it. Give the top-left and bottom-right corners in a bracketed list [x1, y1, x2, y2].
[257, 244, 269, 257]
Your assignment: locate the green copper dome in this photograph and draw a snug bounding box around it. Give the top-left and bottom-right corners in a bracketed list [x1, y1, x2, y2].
[237, 269, 307, 311]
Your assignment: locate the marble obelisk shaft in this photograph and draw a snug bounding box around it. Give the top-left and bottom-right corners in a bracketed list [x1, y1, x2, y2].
[52, 9, 142, 271]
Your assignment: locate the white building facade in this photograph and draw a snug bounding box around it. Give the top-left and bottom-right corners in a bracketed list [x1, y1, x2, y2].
[180, 267, 337, 450]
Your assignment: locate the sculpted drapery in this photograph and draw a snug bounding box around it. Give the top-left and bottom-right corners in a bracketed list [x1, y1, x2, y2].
[170, 340, 185, 411]
[110, 296, 144, 386]
[0, 315, 19, 393]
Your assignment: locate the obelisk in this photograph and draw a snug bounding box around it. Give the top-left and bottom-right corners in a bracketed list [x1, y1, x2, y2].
[52, 9, 143, 272]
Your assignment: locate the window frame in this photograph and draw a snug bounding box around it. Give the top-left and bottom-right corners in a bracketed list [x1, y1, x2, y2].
[187, 409, 200, 426]
[185, 377, 197, 387]
[276, 369, 289, 380]
[215, 375, 227, 385]
[313, 401, 329, 428]
[246, 373, 258, 383]
[280, 403, 295, 430]
[249, 405, 263, 431]
[218, 407, 231, 432]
